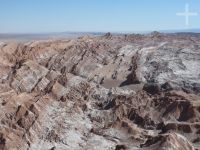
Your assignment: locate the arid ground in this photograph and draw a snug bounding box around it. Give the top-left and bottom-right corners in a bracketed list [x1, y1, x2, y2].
[0, 32, 200, 150]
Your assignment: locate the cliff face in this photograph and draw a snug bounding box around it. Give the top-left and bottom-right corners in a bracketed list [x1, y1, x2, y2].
[0, 33, 200, 150]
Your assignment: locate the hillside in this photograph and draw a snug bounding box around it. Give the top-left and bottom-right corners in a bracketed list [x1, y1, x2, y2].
[0, 32, 200, 150]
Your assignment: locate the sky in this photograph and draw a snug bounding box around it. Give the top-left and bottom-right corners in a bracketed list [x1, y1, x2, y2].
[0, 0, 200, 33]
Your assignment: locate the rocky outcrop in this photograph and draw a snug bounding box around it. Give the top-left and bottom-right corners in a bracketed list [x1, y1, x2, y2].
[0, 32, 200, 149]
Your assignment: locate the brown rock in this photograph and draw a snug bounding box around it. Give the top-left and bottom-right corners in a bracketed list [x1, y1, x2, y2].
[0, 33, 200, 149]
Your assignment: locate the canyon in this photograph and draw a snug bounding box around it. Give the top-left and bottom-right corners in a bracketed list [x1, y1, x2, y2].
[0, 32, 200, 150]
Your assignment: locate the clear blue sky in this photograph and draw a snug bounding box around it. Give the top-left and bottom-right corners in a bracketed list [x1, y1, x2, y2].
[0, 0, 200, 33]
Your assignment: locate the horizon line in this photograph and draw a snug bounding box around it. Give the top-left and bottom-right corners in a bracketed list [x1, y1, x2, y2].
[1, 28, 200, 35]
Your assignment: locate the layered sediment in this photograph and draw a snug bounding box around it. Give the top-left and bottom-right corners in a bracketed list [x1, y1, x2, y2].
[0, 32, 200, 149]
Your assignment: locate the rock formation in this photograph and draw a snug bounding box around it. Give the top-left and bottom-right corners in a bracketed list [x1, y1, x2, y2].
[0, 32, 200, 149]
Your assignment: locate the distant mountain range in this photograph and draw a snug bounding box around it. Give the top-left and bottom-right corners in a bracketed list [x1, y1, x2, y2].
[159, 29, 200, 33]
[0, 29, 200, 41]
